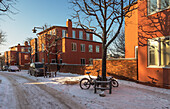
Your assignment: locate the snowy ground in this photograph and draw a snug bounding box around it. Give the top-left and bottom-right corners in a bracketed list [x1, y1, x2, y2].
[0, 70, 170, 109]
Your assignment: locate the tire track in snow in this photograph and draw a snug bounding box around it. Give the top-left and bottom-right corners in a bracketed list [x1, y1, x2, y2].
[0, 73, 85, 109]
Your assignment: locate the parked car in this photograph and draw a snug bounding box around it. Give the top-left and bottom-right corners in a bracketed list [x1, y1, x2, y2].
[8, 66, 20, 72]
[2, 65, 8, 71]
[28, 62, 44, 77]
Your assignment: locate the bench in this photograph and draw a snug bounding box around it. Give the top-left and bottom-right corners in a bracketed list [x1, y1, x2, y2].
[94, 80, 112, 94]
[45, 72, 57, 78]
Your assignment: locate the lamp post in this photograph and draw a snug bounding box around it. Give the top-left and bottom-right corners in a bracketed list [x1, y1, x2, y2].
[32, 26, 47, 77]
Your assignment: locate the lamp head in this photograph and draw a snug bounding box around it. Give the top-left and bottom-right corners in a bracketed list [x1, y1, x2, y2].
[32, 28, 37, 33]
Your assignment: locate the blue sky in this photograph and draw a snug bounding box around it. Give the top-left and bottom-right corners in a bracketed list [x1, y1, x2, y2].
[0, 0, 73, 54]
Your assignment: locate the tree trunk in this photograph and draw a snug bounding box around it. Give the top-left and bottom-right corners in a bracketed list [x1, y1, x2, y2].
[102, 43, 107, 81]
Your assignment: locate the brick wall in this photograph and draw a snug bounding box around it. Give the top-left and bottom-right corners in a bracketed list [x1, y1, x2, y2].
[48, 64, 86, 75]
[19, 64, 30, 70]
[20, 59, 137, 80]
[85, 59, 137, 80]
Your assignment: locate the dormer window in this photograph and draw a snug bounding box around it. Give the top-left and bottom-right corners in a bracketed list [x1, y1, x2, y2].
[62, 30, 67, 37]
[72, 30, 76, 38]
[86, 33, 90, 40]
[79, 31, 83, 39]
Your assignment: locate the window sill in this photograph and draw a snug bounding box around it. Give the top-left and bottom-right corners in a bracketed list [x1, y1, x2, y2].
[147, 65, 170, 69]
[147, 6, 170, 16]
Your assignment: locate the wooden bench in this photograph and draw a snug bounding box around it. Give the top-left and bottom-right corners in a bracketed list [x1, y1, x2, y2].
[94, 80, 112, 94]
[45, 72, 57, 78]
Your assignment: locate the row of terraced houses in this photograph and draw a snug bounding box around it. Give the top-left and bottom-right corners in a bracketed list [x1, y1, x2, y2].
[4, 0, 170, 87]
[5, 19, 102, 66]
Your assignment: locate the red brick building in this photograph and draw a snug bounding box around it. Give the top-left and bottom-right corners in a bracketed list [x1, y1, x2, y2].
[4, 41, 30, 66]
[31, 19, 102, 65]
[125, 0, 170, 87]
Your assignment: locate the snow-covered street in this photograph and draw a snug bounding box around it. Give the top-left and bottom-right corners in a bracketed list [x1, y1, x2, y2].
[0, 70, 170, 109]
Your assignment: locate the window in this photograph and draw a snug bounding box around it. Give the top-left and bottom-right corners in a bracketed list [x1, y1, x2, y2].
[96, 46, 100, 53]
[86, 33, 90, 40]
[51, 59, 56, 63]
[89, 58, 93, 65]
[59, 59, 62, 64]
[148, 0, 170, 14]
[42, 58, 44, 63]
[81, 44, 85, 52]
[72, 43, 77, 51]
[135, 46, 138, 59]
[89, 45, 93, 52]
[49, 30, 52, 35]
[42, 44, 44, 51]
[25, 55, 28, 60]
[81, 58, 85, 65]
[161, 0, 169, 9]
[148, 39, 159, 65]
[148, 36, 170, 67]
[79, 31, 83, 39]
[62, 30, 67, 37]
[28, 47, 31, 53]
[72, 30, 76, 38]
[53, 29, 56, 35]
[21, 47, 25, 52]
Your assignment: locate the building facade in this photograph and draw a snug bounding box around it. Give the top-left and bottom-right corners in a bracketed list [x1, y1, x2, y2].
[31, 19, 102, 65]
[125, 0, 170, 86]
[4, 41, 30, 66]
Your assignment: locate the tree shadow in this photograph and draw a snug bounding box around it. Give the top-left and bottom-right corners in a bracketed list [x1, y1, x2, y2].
[138, 8, 170, 47]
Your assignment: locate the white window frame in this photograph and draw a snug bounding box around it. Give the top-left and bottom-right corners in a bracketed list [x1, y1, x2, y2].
[72, 30, 76, 38]
[148, 36, 170, 68]
[81, 44, 85, 52]
[86, 33, 90, 40]
[89, 58, 93, 65]
[89, 45, 93, 52]
[79, 31, 83, 39]
[21, 47, 25, 52]
[72, 43, 77, 51]
[96, 45, 100, 53]
[62, 30, 67, 38]
[148, 0, 170, 15]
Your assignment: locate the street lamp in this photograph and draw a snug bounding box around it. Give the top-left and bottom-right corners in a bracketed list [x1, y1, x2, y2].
[32, 26, 46, 77]
[32, 27, 44, 33]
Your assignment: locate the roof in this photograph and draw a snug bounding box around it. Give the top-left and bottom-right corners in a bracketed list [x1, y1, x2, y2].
[9, 45, 30, 49]
[37, 25, 93, 35]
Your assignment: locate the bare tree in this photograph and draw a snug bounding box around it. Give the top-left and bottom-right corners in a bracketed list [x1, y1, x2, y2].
[0, 0, 18, 19]
[0, 30, 6, 45]
[0, 55, 5, 69]
[25, 37, 33, 63]
[37, 25, 61, 73]
[71, 0, 137, 80]
[108, 29, 125, 58]
[45, 33, 61, 72]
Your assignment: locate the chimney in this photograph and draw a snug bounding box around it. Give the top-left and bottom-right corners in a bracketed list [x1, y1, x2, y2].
[17, 43, 21, 52]
[66, 19, 72, 37]
[24, 41, 28, 46]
